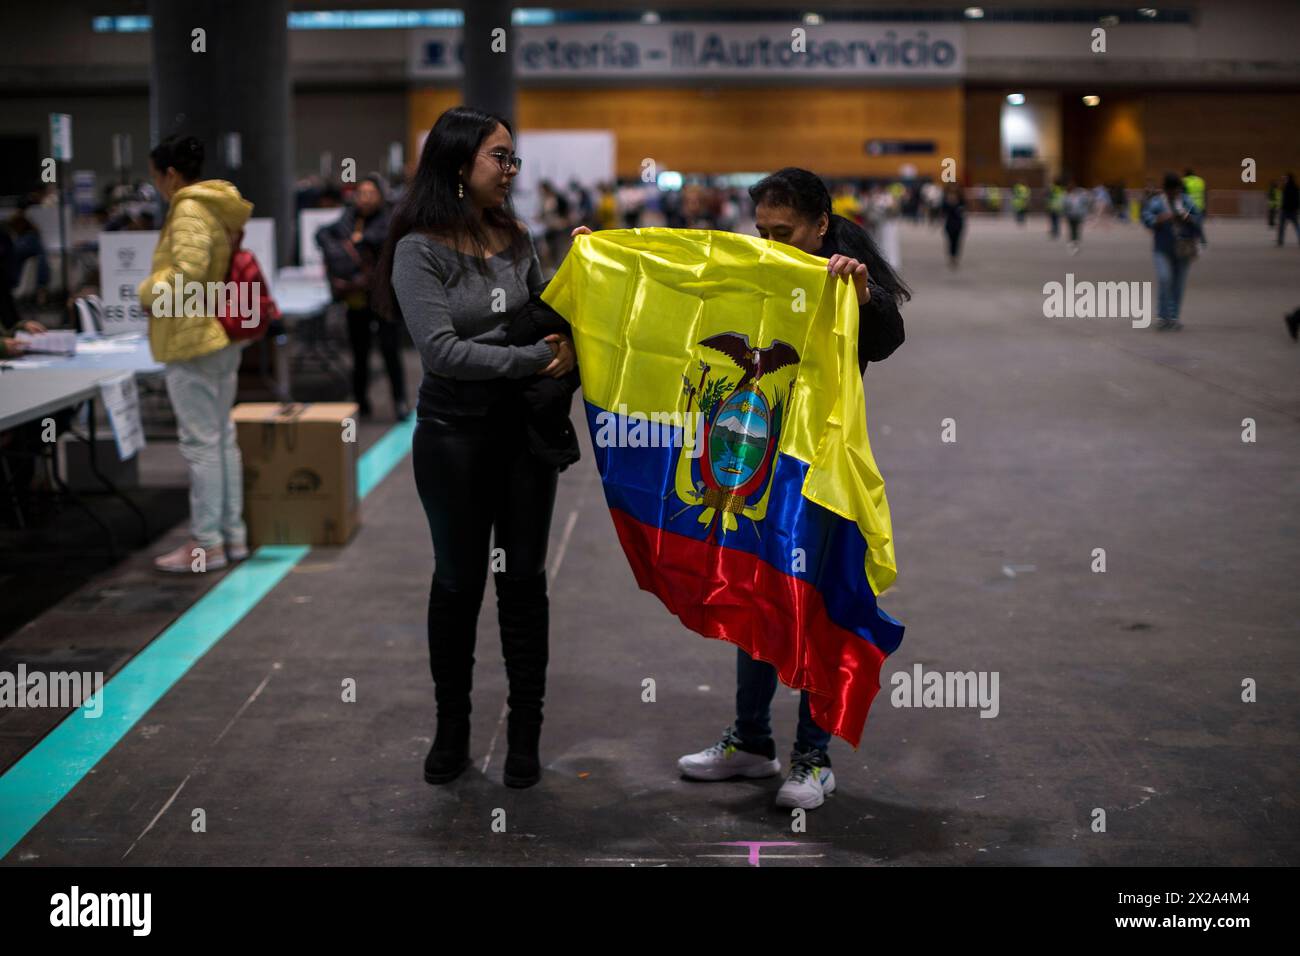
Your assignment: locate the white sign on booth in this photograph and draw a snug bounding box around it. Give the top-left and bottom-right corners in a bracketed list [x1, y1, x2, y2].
[514, 130, 616, 229]
[241, 217, 276, 293]
[98, 372, 146, 461]
[97, 231, 158, 334]
[299, 208, 344, 268]
[98, 217, 278, 334]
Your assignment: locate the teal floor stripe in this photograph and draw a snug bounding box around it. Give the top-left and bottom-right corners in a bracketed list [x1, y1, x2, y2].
[358, 417, 415, 499]
[0, 420, 414, 860]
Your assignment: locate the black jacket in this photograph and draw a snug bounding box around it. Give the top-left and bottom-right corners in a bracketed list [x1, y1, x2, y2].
[420, 291, 583, 471]
[1283, 180, 1300, 215]
[316, 204, 391, 309]
[506, 295, 582, 470]
[815, 225, 906, 374]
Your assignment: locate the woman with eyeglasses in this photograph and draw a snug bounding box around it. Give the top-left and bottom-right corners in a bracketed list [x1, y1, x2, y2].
[376, 106, 576, 790]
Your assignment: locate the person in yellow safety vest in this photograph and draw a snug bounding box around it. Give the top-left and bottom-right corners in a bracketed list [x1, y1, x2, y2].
[887, 181, 912, 223]
[1267, 179, 1281, 228]
[596, 182, 618, 231]
[1047, 180, 1065, 239]
[1182, 168, 1206, 215]
[1182, 168, 1208, 246]
[1011, 182, 1030, 225]
[831, 182, 863, 224]
[986, 184, 1002, 213]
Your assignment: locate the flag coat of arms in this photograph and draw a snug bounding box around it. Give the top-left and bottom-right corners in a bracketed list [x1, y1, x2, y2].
[543, 228, 902, 746]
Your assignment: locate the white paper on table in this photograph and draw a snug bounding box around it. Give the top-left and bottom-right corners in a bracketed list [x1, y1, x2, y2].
[98, 372, 146, 461]
[77, 338, 143, 353]
[3, 358, 58, 368]
[15, 330, 78, 354]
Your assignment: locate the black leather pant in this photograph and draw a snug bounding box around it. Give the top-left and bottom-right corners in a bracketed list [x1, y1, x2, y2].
[412, 411, 558, 725]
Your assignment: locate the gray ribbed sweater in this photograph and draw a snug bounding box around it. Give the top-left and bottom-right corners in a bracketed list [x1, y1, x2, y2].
[392, 231, 554, 382]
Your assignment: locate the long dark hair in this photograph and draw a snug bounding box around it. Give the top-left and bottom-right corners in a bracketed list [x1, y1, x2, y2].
[749, 167, 911, 304]
[374, 106, 524, 320]
[150, 134, 204, 181]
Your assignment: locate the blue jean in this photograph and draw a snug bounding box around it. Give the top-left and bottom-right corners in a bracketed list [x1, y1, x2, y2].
[734, 647, 832, 755]
[1153, 251, 1190, 322]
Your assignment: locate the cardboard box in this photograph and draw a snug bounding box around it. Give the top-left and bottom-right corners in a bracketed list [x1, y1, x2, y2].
[232, 402, 359, 546]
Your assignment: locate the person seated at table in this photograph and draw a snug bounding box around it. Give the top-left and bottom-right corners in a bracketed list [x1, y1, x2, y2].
[0, 321, 46, 358]
[0, 274, 50, 525]
[6, 205, 51, 305]
[0, 232, 45, 355]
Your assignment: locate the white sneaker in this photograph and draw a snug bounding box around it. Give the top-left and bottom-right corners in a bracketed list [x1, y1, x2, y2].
[678, 728, 781, 781]
[775, 753, 836, 809]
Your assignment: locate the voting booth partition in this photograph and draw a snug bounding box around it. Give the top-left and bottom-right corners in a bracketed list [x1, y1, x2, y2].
[96, 218, 278, 336]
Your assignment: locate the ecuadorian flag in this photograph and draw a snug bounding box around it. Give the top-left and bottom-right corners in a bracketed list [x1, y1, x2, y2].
[543, 228, 902, 746]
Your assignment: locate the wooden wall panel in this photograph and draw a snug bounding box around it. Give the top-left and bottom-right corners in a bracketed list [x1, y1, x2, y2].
[1062, 94, 1146, 187]
[963, 89, 1005, 186]
[409, 86, 964, 180]
[407, 86, 1299, 193]
[1143, 91, 1300, 190]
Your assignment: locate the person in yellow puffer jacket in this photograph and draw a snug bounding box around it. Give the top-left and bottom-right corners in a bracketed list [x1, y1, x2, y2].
[138, 135, 254, 573]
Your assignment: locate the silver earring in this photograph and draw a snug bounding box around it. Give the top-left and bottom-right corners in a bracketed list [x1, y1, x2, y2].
[458, 180, 464, 199]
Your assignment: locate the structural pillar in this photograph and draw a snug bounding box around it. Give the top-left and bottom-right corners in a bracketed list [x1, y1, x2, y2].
[148, 0, 292, 268]
[461, 0, 516, 125]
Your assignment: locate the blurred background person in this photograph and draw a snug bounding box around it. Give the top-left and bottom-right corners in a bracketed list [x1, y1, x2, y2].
[866, 183, 902, 270]
[1063, 181, 1091, 254]
[1047, 178, 1065, 239]
[567, 179, 593, 227]
[717, 187, 743, 233]
[0, 224, 46, 356]
[940, 183, 966, 268]
[922, 180, 943, 225]
[1142, 171, 1204, 331]
[1277, 172, 1299, 247]
[831, 181, 863, 225]
[6, 205, 51, 306]
[1091, 183, 1113, 226]
[984, 183, 1002, 216]
[1182, 168, 1207, 218]
[538, 180, 571, 268]
[617, 180, 645, 229]
[317, 173, 408, 420]
[1012, 182, 1030, 226]
[595, 182, 618, 231]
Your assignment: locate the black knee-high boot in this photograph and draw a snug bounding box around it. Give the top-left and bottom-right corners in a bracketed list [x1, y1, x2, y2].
[495, 571, 549, 788]
[424, 576, 481, 784]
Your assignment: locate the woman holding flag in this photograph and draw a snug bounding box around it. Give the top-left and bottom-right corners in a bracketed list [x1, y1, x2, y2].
[377, 106, 576, 790]
[572, 166, 909, 809]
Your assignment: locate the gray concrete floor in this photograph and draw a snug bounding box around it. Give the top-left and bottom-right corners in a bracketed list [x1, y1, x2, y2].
[4, 215, 1298, 866]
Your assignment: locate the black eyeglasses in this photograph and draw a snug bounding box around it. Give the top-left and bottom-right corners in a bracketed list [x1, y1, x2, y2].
[482, 149, 522, 172]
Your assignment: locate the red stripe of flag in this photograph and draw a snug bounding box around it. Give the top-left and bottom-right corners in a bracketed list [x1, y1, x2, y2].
[609, 508, 888, 747]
